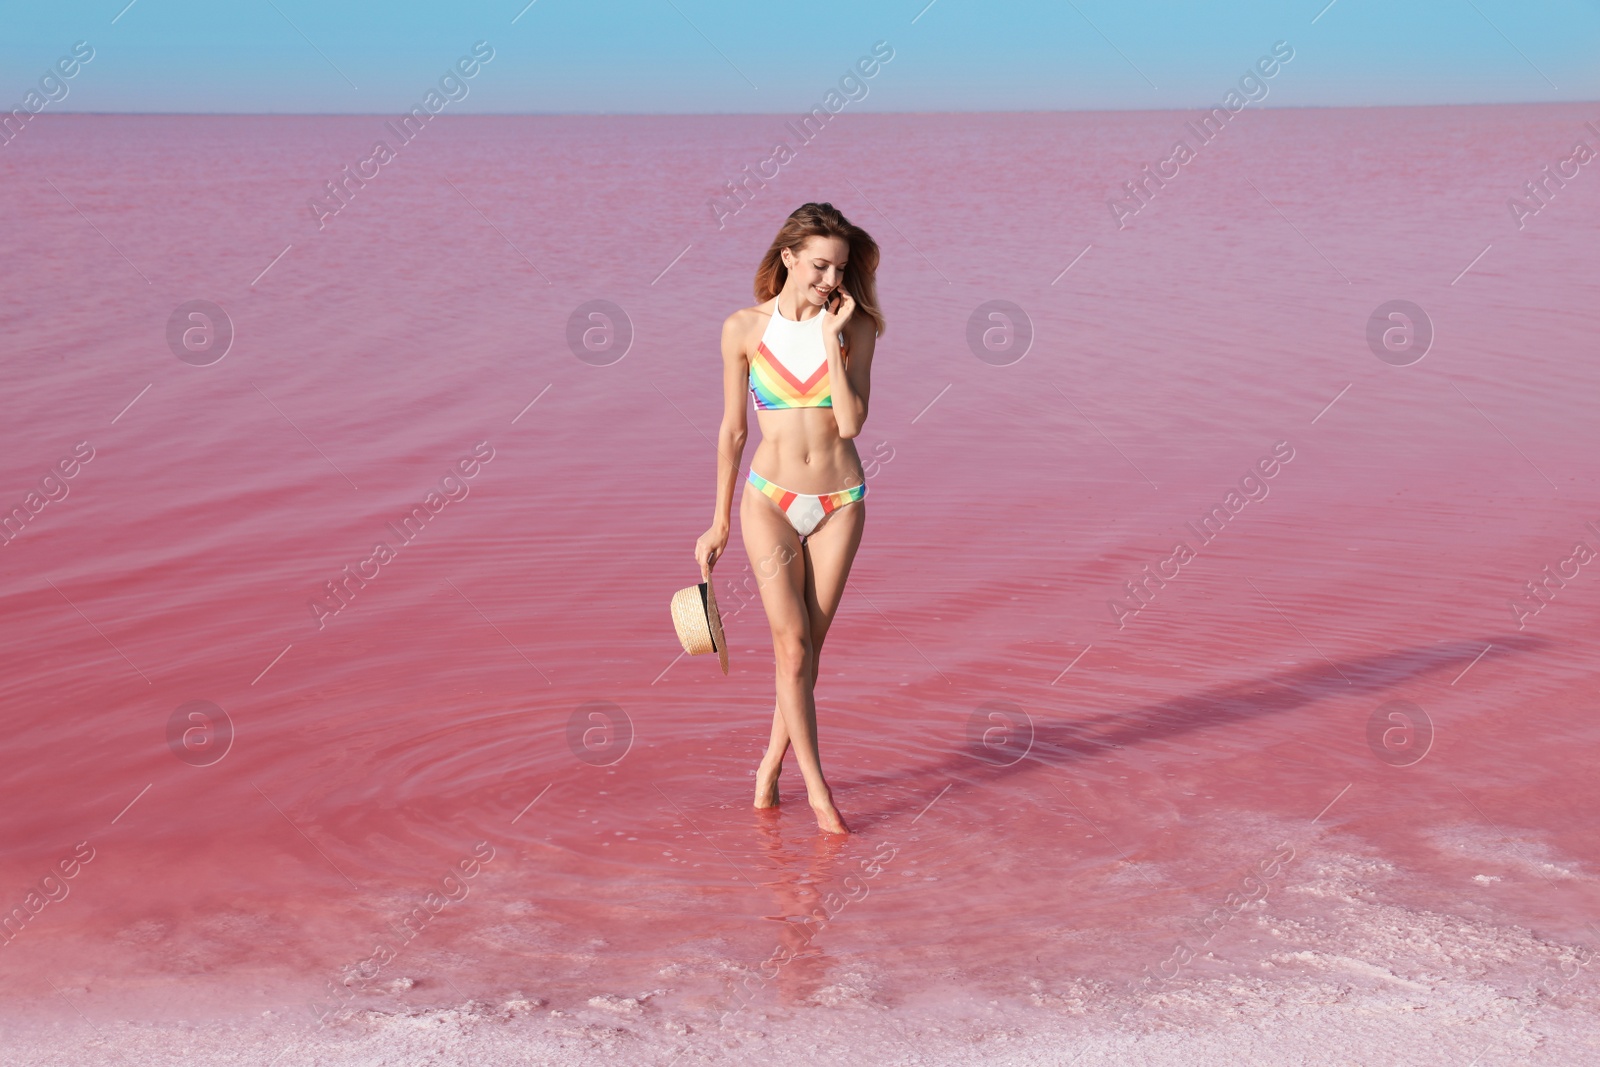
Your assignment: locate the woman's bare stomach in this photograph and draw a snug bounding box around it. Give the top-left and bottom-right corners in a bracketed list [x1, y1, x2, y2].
[749, 409, 865, 494]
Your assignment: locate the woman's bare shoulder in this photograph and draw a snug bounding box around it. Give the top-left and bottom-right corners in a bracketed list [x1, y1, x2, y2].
[722, 300, 773, 342]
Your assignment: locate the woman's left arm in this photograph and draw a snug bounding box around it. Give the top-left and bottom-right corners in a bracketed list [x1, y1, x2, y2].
[824, 306, 874, 440]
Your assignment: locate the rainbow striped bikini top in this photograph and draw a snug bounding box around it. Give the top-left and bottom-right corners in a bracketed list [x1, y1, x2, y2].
[749, 296, 844, 410]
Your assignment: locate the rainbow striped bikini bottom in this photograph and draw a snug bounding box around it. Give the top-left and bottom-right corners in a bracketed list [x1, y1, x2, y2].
[746, 470, 866, 538]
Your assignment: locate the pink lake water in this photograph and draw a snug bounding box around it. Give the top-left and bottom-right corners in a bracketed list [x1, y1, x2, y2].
[2, 107, 1599, 1065]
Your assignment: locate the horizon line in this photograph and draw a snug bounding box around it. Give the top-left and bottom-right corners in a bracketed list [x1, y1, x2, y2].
[29, 99, 1600, 118]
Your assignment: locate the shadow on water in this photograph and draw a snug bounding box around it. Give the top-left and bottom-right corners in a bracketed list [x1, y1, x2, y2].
[629, 635, 1553, 987]
[846, 632, 1551, 824]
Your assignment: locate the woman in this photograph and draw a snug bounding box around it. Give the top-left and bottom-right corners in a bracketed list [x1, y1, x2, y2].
[695, 203, 885, 835]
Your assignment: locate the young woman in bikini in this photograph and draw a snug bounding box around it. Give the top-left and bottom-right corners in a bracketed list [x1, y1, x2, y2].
[695, 202, 885, 835]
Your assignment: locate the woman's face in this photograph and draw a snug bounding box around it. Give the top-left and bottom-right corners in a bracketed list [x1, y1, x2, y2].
[784, 236, 850, 306]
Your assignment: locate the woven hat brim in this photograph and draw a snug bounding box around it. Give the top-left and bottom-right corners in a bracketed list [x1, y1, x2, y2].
[703, 576, 728, 675]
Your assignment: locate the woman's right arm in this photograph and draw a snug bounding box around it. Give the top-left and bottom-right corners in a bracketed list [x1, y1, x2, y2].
[695, 311, 750, 571]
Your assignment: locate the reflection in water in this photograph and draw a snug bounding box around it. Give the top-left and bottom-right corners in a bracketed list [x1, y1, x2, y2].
[714, 810, 901, 1015]
[752, 810, 844, 1007]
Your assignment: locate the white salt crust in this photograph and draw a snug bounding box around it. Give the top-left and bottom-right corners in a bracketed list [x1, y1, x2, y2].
[8, 850, 1597, 1066]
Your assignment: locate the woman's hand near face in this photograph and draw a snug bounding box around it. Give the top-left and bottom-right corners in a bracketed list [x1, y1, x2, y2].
[821, 286, 855, 332]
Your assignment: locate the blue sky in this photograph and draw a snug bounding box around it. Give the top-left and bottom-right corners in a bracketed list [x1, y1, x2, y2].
[4, 1, 1596, 113]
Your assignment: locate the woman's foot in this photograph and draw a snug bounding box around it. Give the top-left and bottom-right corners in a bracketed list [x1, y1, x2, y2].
[808, 789, 850, 835]
[754, 757, 783, 808]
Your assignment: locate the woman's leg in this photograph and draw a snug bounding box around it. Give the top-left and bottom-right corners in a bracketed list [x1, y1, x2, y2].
[741, 489, 860, 834]
[793, 502, 867, 833]
[754, 647, 821, 806]
[756, 701, 788, 807]
[755, 501, 868, 807]
[743, 490, 806, 808]
[745, 501, 866, 831]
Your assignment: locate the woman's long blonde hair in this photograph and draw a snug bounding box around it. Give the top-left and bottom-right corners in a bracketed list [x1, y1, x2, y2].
[754, 202, 885, 337]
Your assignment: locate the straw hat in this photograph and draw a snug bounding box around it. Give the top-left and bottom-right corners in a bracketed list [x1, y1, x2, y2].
[670, 556, 728, 675]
